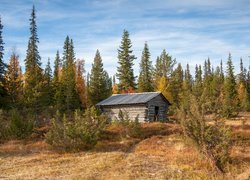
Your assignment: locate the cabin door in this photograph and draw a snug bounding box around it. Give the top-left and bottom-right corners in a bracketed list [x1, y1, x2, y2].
[154, 106, 159, 121]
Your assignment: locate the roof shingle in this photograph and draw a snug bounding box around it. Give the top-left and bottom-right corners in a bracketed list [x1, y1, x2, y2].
[96, 92, 169, 106]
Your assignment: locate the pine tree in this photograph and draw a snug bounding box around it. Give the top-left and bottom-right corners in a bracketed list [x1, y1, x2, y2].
[61, 36, 80, 111]
[193, 64, 203, 98]
[5, 51, 23, 107]
[53, 51, 64, 110]
[160, 49, 176, 78]
[220, 60, 224, 81]
[201, 59, 214, 113]
[184, 63, 192, 90]
[89, 50, 111, 105]
[182, 63, 193, 111]
[237, 58, 249, 111]
[223, 53, 239, 117]
[53, 50, 61, 83]
[170, 63, 184, 109]
[116, 30, 136, 92]
[43, 59, 53, 106]
[24, 6, 43, 114]
[153, 49, 176, 85]
[75, 59, 87, 109]
[0, 16, 8, 108]
[0, 16, 6, 83]
[138, 42, 153, 92]
[210, 66, 224, 113]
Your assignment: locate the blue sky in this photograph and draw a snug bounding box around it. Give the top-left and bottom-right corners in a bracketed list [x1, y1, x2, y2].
[0, 0, 250, 76]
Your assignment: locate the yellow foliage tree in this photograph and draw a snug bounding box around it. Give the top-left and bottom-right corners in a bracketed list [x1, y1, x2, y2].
[156, 76, 173, 103]
[237, 82, 245, 103]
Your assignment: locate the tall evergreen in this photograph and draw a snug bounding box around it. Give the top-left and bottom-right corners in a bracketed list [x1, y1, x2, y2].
[116, 30, 136, 92]
[182, 63, 193, 111]
[53, 51, 64, 110]
[5, 51, 23, 107]
[170, 63, 184, 108]
[43, 59, 53, 106]
[160, 49, 176, 78]
[0, 16, 7, 108]
[153, 49, 176, 82]
[89, 50, 111, 105]
[24, 6, 43, 113]
[193, 64, 203, 98]
[0, 16, 6, 83]
[138, 42, 153, 92]
[220, 60, 224, 81]
[201, 59, 214, 112]
[184, 63, 192, 90]
[61, 36, 80, 111]
[238, 58, 249, 111]
[53, 50, 61, 83]
[223, 53, 239, 117]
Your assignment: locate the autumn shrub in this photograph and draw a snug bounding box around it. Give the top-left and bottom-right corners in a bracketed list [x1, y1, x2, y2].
[112, 110, 142, 139]
[179, 95, 232, 173]
[45, 107, 108, 151]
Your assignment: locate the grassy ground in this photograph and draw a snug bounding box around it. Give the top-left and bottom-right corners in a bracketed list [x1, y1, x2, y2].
[0, 115, 250, 179]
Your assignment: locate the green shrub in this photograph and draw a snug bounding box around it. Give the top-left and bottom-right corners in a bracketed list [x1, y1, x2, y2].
[45, 107, 108, 151]
[0, 109, 8, 141]
[112, 110, 141, 139]
[179, 96, 232, 173]
[8, 109, 34, 139]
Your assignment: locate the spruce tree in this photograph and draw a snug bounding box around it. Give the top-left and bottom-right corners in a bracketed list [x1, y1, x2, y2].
[159, 49, 176, 78]
[138, 42, 153, 92]
[238, 58, 249, 111]
[24, 6, 43, 114]
[61, 36, 80, 111]
[201, 59, 214, 113]
[0, 16, 6, 83]
[43, 59, 53, 106]
[220, 60, 224, 81]
[153, 50, 176, 84]
[210, 66, 224, 113]
[53, 50, 64, 110]
[89, 50, 111, 105]
[170, 63, 184, 109]
[116, 30, 136, 92]
[5, 51, 23, 107]
[223, 53, 239, 117]
[182, 63, 193, 111]
[53, 50, 61, 83]
[184, 63, 192, 90]
[193, 64, 203, 99]
[0, 16, 7, 108]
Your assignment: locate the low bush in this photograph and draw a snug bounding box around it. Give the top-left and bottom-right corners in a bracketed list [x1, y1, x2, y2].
[112, 110, 142, 139]
[0, 109, 8, 141]
[8, 109, 34, 139]
[45, 107, 108, 151]
[0, 109, 34, 141]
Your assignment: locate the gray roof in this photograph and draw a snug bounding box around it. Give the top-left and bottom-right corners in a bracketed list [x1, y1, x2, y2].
[96, 92, 170, 106]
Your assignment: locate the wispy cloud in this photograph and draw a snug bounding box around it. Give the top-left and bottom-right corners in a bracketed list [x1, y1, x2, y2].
[0, 0, 250, 76]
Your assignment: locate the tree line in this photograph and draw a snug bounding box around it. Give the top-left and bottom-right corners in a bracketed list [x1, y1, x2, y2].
[0, 6, 249, 119]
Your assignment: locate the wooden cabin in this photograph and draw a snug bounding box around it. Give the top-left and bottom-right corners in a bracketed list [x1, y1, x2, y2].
[96, 92, 171, 122]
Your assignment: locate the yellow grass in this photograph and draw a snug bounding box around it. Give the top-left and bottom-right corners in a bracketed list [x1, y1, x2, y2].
[0, 117, 250, 179]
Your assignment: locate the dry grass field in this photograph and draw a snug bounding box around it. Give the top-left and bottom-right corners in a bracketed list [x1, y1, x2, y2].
[0, 114, 250, 179]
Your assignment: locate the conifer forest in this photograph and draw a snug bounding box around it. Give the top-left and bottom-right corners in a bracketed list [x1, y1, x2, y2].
[0, 4, 249, 179]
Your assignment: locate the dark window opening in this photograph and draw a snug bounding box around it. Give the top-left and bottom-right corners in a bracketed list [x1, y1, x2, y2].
[154, 106, 159, 121]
